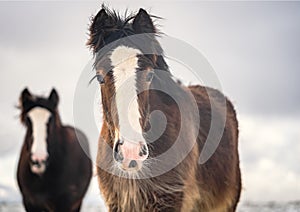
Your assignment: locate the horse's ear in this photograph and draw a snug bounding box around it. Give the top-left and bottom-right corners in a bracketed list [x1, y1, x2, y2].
[20, 88, 33, 108]
[133, 9, 156, 34]
[87, 8, 114, 52]
[48, 88, 59, 108]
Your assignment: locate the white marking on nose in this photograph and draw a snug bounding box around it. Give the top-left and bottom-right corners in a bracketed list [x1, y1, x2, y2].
[28, 107, 51, 163]
[110, 46, 145, 143]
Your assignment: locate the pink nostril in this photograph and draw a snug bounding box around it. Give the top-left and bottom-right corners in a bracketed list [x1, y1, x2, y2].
[31, 154, 48, 164]
[114, 139, 124, 162]
[139, 145, 148, 157]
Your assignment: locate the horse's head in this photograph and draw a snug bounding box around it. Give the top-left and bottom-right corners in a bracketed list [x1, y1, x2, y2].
[19, 88, 60, 175]
[88, 7, 169, 172]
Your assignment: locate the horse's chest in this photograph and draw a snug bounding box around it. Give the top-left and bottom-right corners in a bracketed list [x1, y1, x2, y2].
[107, 183, 181, 212]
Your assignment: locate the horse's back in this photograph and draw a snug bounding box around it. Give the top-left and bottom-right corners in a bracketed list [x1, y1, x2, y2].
[188, 85, 241, 211]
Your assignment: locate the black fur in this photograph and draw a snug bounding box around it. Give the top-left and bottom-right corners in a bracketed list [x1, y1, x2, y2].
[17, 88, 92, 212]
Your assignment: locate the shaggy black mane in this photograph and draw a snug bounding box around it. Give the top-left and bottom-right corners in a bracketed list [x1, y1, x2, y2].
[87, 4, 161, 53]
[97, 5, 136, 32]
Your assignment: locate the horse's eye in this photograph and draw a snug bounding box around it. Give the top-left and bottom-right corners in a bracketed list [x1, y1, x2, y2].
[97, 74, 105, 84]
[146, 71, 154, 82]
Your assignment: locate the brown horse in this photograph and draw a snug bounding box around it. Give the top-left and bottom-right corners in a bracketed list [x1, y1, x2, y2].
[17, 88, 92, 212]
[87, 6, 241, 212]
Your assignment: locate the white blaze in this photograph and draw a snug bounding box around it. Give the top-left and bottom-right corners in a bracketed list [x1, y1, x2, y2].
[110, 45, 144, 142]
[28, 107, 51, 159]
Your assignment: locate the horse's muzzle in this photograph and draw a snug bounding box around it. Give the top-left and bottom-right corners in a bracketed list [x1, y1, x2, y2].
[113, 139, 148, 171]
[30, 153, 48, 175]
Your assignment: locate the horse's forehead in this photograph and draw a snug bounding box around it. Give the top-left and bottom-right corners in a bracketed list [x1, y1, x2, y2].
[28, 107, 51, 122]
[110, 45, 141, 68]
[109, 45, 142, 90]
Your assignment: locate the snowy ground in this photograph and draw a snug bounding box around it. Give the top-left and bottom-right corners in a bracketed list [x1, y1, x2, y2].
[237, 201, 300, 212]
[1, 201, 300, 212]
[0, 201, 106, 212]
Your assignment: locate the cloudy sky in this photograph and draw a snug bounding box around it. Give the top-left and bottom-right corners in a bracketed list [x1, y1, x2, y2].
[0, 1, 299, 207]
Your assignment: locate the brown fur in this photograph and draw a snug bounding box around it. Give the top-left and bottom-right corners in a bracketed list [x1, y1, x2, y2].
[96, 84, 241, 212]
[88, 6, 241, 212]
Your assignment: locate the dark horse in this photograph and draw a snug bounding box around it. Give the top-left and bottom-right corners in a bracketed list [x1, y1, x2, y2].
[87, 6, 241, 211]
[17, 88, 92, 212]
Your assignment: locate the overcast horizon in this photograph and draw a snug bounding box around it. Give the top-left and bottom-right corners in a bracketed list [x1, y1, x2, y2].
[0, 1, 300, 208]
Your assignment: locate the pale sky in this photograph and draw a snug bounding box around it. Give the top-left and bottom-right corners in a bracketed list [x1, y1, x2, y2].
[0, 1, 300, 205]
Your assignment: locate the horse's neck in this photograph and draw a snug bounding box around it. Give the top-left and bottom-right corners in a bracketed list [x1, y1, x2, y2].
[47, 126, 65, 156]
